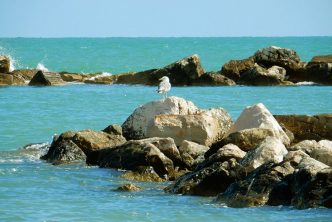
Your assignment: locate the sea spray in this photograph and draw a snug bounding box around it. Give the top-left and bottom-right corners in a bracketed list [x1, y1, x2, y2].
[88, 72, 112, 81]
[36, 63, 49, 72]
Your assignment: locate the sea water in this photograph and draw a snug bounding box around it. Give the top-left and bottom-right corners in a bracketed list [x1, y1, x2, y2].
[0, 38, 332, 221]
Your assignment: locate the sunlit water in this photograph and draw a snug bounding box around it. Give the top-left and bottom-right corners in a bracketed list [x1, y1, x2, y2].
[1, 37, 332, 221]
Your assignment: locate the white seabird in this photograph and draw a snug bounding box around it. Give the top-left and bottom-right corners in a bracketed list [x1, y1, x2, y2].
[157, 76, 171, 98]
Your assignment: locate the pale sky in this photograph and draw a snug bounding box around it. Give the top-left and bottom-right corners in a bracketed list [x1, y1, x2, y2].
[0, 0, 331, 37]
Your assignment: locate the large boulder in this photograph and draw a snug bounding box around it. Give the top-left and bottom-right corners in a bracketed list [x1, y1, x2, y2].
[29, 70, 66, 86]
[114, 55, 205, 86]
[178, 140, 209, 169]
[229, 103, 291, 145]
[238, 64, 290, 86]
[146, 108, 233, 146]
[310, 140, 332, 167]
[0, 56, 10, 73]
[41, 129, 126, 165]
[221, 57, 255, 81]
[122, 96, 199, 140]
[274, 114, 332, 142]
[253, 46, 301, 72]
[240, 137, 288, 173]
[98, 140, 174, 177]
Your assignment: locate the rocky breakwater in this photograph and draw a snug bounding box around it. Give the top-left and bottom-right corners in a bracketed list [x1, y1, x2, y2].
[166, 103, 332, 209]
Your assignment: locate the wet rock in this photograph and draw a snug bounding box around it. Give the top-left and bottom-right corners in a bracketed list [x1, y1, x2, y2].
[84, 74, 115, 84]
[216, 160, 295, 207]
[116, 183, 141, 192]
[122, 96, 199, 140]
[239, 64, 290, 86]
[165, 159, 240, 196]
[41, 129, 126, 165]
[192, 72, 235, 86]
[114, 70, 156, 85]
[0, 73, 26, 86]
[29, 70, 66, 86]
[41, 140, 87, 165]
[120, 166, 164, 182]
[230, 103, 290, 145]
[274, 114, 332, 142]
[60, 73, 85, 82]
[0, 56, 10, 73]
[147, 108, 233, 146]
[221, 57, 255, 81]
[178, 140, 209, 169]
[240, 137, 288, 173]
[98, 140, 174, 177]
[208, 128, 275, 157]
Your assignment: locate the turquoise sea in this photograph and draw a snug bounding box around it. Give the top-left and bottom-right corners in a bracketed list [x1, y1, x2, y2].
[1, 37, 332, 221]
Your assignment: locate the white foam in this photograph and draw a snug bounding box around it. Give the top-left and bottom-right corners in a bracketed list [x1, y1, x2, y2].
[88, 72, 112, 81]
[296, 81, 316, 86]
[36, 63, 49, 72]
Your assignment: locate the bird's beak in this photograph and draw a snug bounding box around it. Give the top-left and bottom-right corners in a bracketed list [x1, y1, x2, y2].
[159, 78, 163, 81]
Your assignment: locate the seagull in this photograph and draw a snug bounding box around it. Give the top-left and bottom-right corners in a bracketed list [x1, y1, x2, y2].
[157, 76, 171, 98]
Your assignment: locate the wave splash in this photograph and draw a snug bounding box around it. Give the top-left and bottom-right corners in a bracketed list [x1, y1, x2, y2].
[36, 63, 49, 72]
[88, 72, 112, 81]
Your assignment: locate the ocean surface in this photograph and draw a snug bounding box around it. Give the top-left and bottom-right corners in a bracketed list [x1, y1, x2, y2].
[1, 37, 332, 221]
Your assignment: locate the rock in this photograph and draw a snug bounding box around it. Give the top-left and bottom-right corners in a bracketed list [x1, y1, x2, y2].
[208, 128, 275, 157]
[114, 55, 205, 86]
[138, 137, 183, 167]
[238, 64, 290, 86]
[41, 140, 87, 165]
[230, 103, 290, 145]
[178, 140, 209, 169]
[253, 46, 301, 72]
[201, 144, 246, 169]
[84, 74, 116, 84]
[292, 168, 332, 209]
[122, 96, 199, 140]
[103, 124, 123, 136]
[0, 73, 26, 86]
[165, 159, 240, 196]
[98, 140, 174, 177]
[221, 57, 255, 81]
[120, 166, 164, 182]
[216, 160, 295, 207]
[116, 183, 141, 192]
[284, 150, 310, 164]
[60, 73, 85, 82]
[274, 114, 332, 142]
[192, 72, 235, 86]
[289, 140, 322, 154]
[41, 129, 126, 165]
[147, 108, 233, 146]
[12, 69, 38, 81]
[311, 55, 332, 63]
[302, 62, 332, 84]
[311, 140, 332, 166]
[0, 56, 10, 73]
[29, 70, 66, 86]
[240, 137, 288, 173]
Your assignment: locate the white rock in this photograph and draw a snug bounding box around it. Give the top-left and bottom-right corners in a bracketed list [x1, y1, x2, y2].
[146, 108, 233, 146]
[228, 103, 290, 145]
[122, 96, 199, 139]
[240, 137, 288, 173]
[310, 140, 332, 166]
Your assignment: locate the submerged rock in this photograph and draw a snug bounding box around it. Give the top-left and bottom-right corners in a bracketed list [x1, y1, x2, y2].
[116, 183, 141, 192]
[29, 70, 66, 86]
[120, 166, 164, 182]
